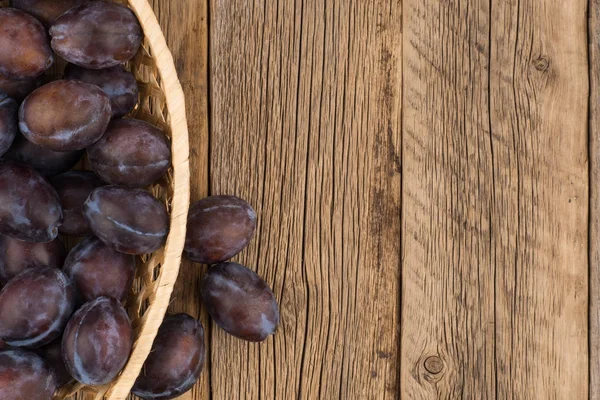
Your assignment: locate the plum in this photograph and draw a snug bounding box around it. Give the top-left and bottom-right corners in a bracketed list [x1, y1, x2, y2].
[0, 349, 57, 400]
[0, 8, 53, 79]
[83, 186, 169, 255]
[62, 296, 133, 385]
[88, 119, 171, 187]
[200, 262, 279, 342]
[185, 196, 257, 264]
[50, 1, 142, 69]
[0, 267, 74, 348]
[0, 235, 65, 285]
[132, 314, 205, 400]
[63, 236, 135, 303]
[0, 162, 63, 242]
[19, 80, 111, 151]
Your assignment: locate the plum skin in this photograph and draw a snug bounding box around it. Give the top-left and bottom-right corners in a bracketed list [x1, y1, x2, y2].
[0, 162, 63, 243]
[64, 63, 139, 118]
[83, 186, 170, 255]
[19, 80, 112, 152]
[200, 262, 279, 342]
[0, 235, 65, 285]
[63, 235, 135, 303]
[51, 171, 106, 235]
[0, 8, 54, 79]
[132, 314, 205, 400]
[0, 93, 18, 157]
[185, 196, 257, 264]
[61, 296, 133, 385]
[0, 266, 74, 348]
[87, 118, 171, 187]
[1, 134, 83, 178]
[0, 349, 57, 400]
[35, 339, 72, 387]
[50, 1, 143, 69]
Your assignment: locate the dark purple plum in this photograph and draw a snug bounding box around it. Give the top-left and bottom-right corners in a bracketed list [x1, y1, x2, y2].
[63, 236, 135, 303]
[0, 349, 57, 400]
[200, 262, 279, 342]
[0, 73, 41, 102]
[35, 339, 72, 387]
[185, 196, 256, 264]
[0, 162, 63, 242]
[0, 235, 65, 285]
[51, 171, 106, 235]
[64, 64, 139, 117]
[0, 8, 53, 79]
[2, 134, 83, 177]
[10, 0, 86, 26]
[50, 1, 142, 69]
[88, 119, 171, 187]
[83, 186, 169, 255]
[0, 267, 74, 348]
[19, 80, 111, 151]
[62, 296, 133, 385]
[132, 314, 205, 400]
[0, 92, 17, 157]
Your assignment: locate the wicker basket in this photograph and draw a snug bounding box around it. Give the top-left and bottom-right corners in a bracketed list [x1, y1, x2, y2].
[0, 0, 191, 399]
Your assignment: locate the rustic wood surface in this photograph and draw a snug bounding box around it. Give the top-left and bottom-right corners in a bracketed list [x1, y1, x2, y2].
[591, 0, 600, 399]
[402, 0, 588, 399]
[81, 0, 593, 398]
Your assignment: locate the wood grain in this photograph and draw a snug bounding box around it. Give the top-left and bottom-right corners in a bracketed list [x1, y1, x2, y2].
[401, 0, 588, 398]
[591, 0, 600, 398]
[208, 0, 402, 399]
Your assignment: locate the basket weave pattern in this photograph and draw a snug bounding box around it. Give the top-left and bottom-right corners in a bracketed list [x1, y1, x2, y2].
[0, 0, 191, 399]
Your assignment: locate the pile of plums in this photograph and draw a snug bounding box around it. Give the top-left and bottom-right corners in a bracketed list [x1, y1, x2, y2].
[0, 1, 280, 399]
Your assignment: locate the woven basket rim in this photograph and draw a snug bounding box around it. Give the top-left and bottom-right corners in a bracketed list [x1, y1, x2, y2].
[105, 0, 191, 399]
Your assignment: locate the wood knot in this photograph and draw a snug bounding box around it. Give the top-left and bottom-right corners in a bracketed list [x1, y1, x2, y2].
[424, 356, 444, 374]
[533, 56, 550, 72]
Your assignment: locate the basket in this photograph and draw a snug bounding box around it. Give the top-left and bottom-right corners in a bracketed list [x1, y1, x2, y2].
[0, 0, 191, 399]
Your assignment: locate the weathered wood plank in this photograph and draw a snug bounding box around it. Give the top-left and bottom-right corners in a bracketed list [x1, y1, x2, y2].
[209, 0, 402, 398]
[401, 0, 588, 398]
[591, 0, 600, 398]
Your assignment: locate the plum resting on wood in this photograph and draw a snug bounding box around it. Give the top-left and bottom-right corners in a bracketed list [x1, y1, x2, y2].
[132, 314, 205, 400]
[185, 196, 257, 264]
[200, 262, 279, 342]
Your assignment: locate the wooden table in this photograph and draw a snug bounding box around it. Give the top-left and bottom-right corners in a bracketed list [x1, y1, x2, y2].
[136, 0, 596, 398]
